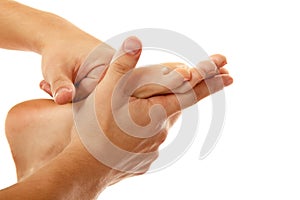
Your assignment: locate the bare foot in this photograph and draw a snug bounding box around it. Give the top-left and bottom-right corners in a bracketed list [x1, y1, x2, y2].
[5, 54, 231, 181]
[5, 100, 73, 180]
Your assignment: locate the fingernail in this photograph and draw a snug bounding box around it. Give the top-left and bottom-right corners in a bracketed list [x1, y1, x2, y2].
[123, 36, 141, 55]
[197, 60, 218, 78]
[54, 87, 73, 98]
[40, 82, 46, 90]
[223, 76, 233, 85]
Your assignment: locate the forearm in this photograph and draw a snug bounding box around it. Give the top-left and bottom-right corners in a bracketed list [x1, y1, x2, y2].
[0, 0, 52, 52]
[0, 0, 96, 54]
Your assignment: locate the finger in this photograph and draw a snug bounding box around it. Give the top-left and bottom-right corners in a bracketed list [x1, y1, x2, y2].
[160, 62, 191, 80]
[163, 58, 226, 94]
[42, 60, 75, 104]
[74, 65, 108, 102]
[150, 74, 233, 117]
[74, 43, 115, 101]
[193, 74, 233, 101]
[132, 64, 191, 98]
[52, 78, 75, 105]
[192, 54, 227, 81]
[133, 59, 226, 98]
[133, 56, 229, 98]
[102, 36, 142, 88]
[219, 67, 229, 74]
[133, 84, 170, 99]
[210, 54, 227, 68]
[174, 68, 190, 80]
[39, 80, 52, 97]
[171, 59, 220, 94]
[75, 43, 115, 82]
[160, 56, 226, 91]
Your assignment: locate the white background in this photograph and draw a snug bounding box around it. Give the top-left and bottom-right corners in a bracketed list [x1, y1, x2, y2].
[1, 0, 300, 199]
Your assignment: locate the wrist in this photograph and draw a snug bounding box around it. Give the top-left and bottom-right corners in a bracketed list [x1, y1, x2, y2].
[39, 14, 102, 61]
[0, 1, 76, 53]
[37, 13, 93, 54]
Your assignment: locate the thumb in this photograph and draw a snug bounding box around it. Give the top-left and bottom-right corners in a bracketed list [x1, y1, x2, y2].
[42, 52, 76, 104]
[51, 77, 75, 105]
[105, 36, 142, 84]
[42, 50, 75, 104]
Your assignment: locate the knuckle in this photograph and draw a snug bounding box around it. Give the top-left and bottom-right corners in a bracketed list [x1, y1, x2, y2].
[111, 60, 131, 75]
[51, 78, 71, 90]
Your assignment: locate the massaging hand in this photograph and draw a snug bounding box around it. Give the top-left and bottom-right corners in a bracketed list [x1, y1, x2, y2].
[38, 25, 111, 104]
[0, 0, 110, 104]
[72, 36, 233, 184]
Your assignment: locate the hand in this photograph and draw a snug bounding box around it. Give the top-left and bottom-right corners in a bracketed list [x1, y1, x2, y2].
[128, 54, 228, 98]
[72, 36, 233, 184]
[39, 26, 115, 104]
[0, 0, 114, 104]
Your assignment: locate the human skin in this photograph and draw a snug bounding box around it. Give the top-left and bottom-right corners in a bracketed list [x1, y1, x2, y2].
[2, 37, 232, 199]
[0, 0, 234, 199]
[5, 61, 193, 180]
[0, 0, 104, 104]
